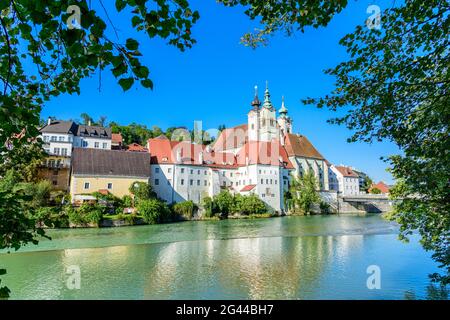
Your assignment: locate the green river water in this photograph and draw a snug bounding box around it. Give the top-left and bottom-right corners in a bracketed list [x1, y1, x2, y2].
[0, 214, 447, 299]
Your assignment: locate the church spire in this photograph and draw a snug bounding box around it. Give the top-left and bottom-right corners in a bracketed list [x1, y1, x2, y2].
[251, 85, 261, 110]
[262, 81, 273, 110]
[279, 96, 288, 118]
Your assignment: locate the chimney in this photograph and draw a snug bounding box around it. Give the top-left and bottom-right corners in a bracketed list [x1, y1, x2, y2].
[176, 148, 182, 163]
[47, 117, 52, 126]
[198, 151, 203, 164]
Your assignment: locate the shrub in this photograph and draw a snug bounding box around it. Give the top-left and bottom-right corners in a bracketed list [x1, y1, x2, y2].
[319, 201, 331, 214]
[138, 199, 170, 224]
[173, 200, 197, 220]
[68, 203, 106, 226]
[370, 187, 382, 194]
[122, 195, 133, 208]
[239, 194, 267, 215]
[202, 196, 215, 218]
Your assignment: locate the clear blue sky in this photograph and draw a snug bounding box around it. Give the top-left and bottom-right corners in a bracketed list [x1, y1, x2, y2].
[42, 0, 398, 184]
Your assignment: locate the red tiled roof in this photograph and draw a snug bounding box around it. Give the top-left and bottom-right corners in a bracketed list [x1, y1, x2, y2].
[241, 184, 256, 192]
[147, 137, 293, 169]
[285, 133, 325, 160]
[236, 140, 294, 169]
[369, 181, 390, 194]
[127, 143, 147, 152]
[112, 133, 123, 144]
[213, 124, 248, 151]
[335, 166, 359, 177]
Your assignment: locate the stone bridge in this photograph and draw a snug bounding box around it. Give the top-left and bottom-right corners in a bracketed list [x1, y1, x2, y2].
[320, 192, 394, 214]
[339, 194, 393, 213]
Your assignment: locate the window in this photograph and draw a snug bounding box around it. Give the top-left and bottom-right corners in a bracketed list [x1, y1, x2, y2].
[190, 179, 193, 186]
[53, 147, 60, 155]
[266, 179, 269, 184]
[168, 168, 172, 173]
[155, 168, 160, 173]
[261, 179, 264, 184]
[82, 141, 88, 147]
[270, 119, 274, 126]
[223, 181, 226, 187]
[230, 173, 233, 177]
[94, 142, 99, 148]
[181, 168, 185, 174]
[84, 182, 90, 189]
[262, 194, 265, 198]
[155, 179, 159, 185]
[102, 143, 107, 149]
[181, 179, 185, 185]
[197, 170, 200, 175]
[204, 180, 207, 186]
[43, 136, 49, 142]
[222, 171, 225, 176]
[190, 169, 194, 174]
[270, 179, 273, 184]
[107, 183, 113, 190]
[59, 136, 65, 142]
[52, 180, 57, 186]
[275, 180, 277, 185]
[204, 170, 207, 175]
[230, 182, 234, 186]
[61, 148, 68, 156]
[51, 136, 57, 142]
[197, 180, 200, 186]
[251, 124, 254, 129]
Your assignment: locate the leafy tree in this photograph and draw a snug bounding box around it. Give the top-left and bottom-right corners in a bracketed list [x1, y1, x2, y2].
[302, 0, 450, 284]
[129, 181, 155, 205]
[80, 113, 93, 125]
[213, 190, 234, 217]
[289, 171, 321, 214]
[97, 116, 107, 127]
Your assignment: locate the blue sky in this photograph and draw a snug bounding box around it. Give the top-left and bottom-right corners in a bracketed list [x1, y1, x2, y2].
[42, 0, 398, 183]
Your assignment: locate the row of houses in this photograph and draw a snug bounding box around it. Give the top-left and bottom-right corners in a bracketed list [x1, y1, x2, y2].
[38, 85, 384, 212]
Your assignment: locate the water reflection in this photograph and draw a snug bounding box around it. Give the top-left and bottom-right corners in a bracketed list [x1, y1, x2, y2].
[0, 216, 445, 300]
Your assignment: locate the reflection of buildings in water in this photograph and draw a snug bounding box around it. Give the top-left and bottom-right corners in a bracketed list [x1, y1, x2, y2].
[137, 232, 366, 299]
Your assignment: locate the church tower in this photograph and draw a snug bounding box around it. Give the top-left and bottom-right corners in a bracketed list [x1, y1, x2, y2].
[259, 82, 278, 142]
[278, 96, 292, 145]
[248, 85, 260, 141]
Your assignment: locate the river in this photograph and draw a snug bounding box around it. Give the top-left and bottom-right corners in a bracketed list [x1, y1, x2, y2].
[0, 214, 447, 299]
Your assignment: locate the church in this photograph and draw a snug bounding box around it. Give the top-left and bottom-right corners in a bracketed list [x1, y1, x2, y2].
[147, 83, 331, 213]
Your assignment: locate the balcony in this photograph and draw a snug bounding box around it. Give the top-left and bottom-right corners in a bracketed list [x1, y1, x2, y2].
[40, 159, 71, 169]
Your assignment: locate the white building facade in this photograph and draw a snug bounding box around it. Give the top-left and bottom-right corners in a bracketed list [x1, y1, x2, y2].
[329, 165, 360, 196]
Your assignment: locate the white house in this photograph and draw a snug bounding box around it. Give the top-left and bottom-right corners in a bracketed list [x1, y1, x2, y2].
[329, 165, 360, 196]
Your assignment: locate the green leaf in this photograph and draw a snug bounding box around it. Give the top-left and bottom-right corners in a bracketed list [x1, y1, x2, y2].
[115, 0, 127, 12]
[125, 38, 139, 51]
[141, 79, 153, 89]
[118, 77, 134, 91]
